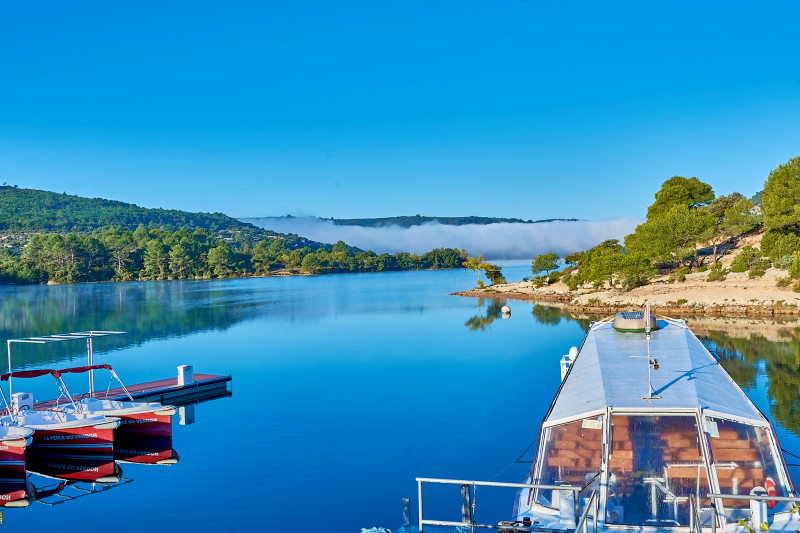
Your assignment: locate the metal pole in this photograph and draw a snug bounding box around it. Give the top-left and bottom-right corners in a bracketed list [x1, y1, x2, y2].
[711, 502, 716, 533]
[88, 337, 94, 397]
[6, 340, 11, 398]
[418, 479, 423, 533]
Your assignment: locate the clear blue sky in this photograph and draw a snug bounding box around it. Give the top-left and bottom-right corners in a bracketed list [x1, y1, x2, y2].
[1, 1, 798, 220]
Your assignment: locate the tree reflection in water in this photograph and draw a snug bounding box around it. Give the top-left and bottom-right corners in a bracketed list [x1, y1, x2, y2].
[701, 326, 800, 436]
[464, 298, 508, 331]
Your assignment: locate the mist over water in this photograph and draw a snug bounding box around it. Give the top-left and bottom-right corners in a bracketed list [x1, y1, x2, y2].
[243, 217, 643, 259]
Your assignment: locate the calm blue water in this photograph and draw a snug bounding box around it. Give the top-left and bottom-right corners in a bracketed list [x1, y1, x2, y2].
[0, 268, 798, 532]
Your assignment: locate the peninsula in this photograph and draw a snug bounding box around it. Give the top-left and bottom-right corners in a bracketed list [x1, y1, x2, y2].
[457, 156, 800, 317]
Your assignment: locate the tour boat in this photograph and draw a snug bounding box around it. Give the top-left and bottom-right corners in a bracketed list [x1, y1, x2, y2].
[0, 369, 119, 457]
[54, 364, 177, 436]
[414, 306, 800, 532]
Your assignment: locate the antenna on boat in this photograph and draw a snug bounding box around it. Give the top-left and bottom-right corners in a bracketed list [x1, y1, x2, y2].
[642, 302, 661, 400]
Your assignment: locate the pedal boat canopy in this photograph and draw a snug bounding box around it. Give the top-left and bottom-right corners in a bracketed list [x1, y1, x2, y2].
[527, 316, 795, 528]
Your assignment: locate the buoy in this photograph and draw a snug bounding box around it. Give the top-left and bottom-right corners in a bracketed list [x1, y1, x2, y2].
[765, 477, 777, 509]
[501, 305, 511, 314]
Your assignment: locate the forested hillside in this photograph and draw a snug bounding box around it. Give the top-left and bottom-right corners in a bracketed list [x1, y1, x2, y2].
[0, 185, 323, 250]
[0, 185, 466, 284]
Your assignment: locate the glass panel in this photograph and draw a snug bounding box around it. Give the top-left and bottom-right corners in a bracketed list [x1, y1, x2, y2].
[535, 418, 603, 509]
[708, 419, 792, 521]
[607, 415, 711, 527]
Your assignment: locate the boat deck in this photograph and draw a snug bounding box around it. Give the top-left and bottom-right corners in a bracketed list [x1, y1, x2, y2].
[33, 373, 232, 410]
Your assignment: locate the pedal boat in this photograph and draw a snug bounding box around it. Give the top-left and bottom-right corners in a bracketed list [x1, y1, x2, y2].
[0, 369, 119, 456]
[54, 364, 177, 436]
[0, 425, 34, 474]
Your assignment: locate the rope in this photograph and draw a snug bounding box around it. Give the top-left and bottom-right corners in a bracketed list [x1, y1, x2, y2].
[783, 448, 800, 461]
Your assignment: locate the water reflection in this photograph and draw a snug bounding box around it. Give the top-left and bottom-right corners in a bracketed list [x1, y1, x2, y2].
[0, 432, 180, 509]
[0, 280, 276, 369]
[694, 320, 800, 436]
[531, 304, 595, 330]
[464, 298, 508, 331]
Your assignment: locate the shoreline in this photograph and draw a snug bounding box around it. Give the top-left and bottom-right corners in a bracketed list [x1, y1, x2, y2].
[452, 267, 800, 318]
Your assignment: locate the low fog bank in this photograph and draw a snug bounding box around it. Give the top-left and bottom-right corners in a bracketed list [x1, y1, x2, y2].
[242, 217, 642, 260]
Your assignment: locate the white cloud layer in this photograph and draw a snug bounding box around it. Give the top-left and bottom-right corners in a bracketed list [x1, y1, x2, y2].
[242, 217, 643, 260]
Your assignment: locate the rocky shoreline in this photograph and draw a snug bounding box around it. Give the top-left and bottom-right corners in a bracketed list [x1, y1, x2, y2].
[453, 267, 800, 318]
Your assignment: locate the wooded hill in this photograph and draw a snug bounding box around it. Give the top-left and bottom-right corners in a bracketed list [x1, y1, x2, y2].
[0, 185, 466, 284]
[0, 185, 324, 251]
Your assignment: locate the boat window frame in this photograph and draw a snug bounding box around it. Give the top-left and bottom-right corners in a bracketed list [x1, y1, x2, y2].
[533, 409, 608, 511]
[602, 408, 716, 530]
[701, 411, 795, 522]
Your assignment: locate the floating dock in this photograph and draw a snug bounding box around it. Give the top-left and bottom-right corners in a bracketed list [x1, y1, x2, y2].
[4, 331, 232, 410]
[33, 369, 232, 411]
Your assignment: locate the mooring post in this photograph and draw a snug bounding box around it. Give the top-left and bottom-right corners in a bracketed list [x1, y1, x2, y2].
[177, 364, 194, 386]
[461, 484, 473, 524]
[402, 498, 411, 528]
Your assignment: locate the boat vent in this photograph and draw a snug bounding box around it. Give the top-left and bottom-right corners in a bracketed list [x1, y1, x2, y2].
[612, 311, 659, 333]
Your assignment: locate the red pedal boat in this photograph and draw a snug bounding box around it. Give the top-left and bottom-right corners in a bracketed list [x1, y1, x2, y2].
[0, 369, 119, 457]
[55, 364, 176, 436]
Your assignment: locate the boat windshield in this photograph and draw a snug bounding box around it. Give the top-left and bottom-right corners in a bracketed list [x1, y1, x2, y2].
[607, 414, 712, 527]
[534, 417, 603, 509]
[706, 418, 792, 521]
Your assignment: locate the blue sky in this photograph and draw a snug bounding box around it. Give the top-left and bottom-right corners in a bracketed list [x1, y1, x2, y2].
[1, 1, 798, 221]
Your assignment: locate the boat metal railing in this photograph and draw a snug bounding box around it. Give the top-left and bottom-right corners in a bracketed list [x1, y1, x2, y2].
[416, 477, 586, 532]
[414, 481, 800, 533]
[688, 494, 702, 533]
[574, 490, 598, 533]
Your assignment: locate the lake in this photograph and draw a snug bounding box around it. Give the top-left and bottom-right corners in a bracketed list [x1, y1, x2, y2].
[1, 265, 799, 532]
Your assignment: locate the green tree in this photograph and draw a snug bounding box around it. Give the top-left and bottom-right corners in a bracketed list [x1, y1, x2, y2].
[626, 204, 715, 266]
[142, 240, 169, 279]
[207, 242, 235, 277]
[301, 252, 323, 273]
[531, 253, 559, 277]
[485, 265, 506, 285]
[100, 229, 134, 280]
[168, 243, 193, 278]
[762, 156, 800, 230]
[646, 176, 715, 219]
[704, 195, 760, 263]
[462, 254, 491, 287]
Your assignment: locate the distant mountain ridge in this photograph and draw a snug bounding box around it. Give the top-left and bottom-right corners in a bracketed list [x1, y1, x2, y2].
[248, 215, 580, 228]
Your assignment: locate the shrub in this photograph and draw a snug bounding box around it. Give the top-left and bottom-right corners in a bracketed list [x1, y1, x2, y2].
[729, 254, 749, 272]
[777, 277, 792, 287]
[698, 266, 708, 272]
[622, 273, 649, 291]
[753, 258, 771, 271]
[748, 269, 766, 278]
[789, 251, 800, 278]
[778, 255, 794, 269]
[707, 261, 728, 282]
[676, 298, 688, 306]
[731, 245, 762, 272]
[762, 229, 800, 260]
[793, 280, 800, 293]
[676, 266, 690, 282]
